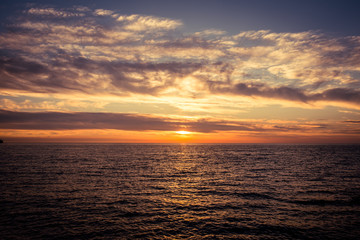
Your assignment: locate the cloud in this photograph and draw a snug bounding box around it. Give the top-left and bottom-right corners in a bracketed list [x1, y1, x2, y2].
[344, 120, 360, 124]
[0, 54, 203, 95]
[2, 109, 357, 137]
[208, 81, 360, 105]
[116, 14, 182, 31]
[93, 9, 114, 16]
[314, 88, 360, 103]
[0, 98, 107, 111]
[27, 8, 84, 18]
[0, 6, 359, 108]
[0, 109, 261, 133]
[234, 84, 308, 102]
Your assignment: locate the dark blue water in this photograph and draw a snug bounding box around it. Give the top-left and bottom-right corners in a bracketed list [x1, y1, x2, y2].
[1, 144, 360, 239]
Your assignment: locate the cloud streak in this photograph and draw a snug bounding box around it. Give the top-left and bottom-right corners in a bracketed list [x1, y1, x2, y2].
[27, 8, 85, 18]
[116, 14, 182, 31]
[208, 81, 360, 105]
[2, 109, 358, 139]
[0, 109, 261, 133]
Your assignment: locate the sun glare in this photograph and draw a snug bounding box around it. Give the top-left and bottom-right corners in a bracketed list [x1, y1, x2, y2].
[176, 131, 191, 135]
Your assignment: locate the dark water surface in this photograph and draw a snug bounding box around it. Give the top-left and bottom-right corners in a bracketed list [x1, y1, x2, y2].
[1, 144, 360, 239]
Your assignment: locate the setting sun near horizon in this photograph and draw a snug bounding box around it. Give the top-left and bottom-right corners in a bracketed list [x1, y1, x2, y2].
[176, 131, 191, 135]
[0, 0, 359, 144]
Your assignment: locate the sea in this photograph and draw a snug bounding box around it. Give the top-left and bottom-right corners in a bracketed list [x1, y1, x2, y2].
[0, 144, 359, 239]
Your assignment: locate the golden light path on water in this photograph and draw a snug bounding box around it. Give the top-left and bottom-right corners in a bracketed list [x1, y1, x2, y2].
[1, 144, 360, 239]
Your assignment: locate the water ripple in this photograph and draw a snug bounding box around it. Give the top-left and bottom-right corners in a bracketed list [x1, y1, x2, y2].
[1, 144, 359, 239]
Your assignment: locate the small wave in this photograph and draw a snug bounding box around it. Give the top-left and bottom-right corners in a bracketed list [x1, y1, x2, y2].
[302, 190, 335, 194]
[234, 192, 276, 200]
[2, 144, 360, 239]
[289, 198, 359, 206]
[196, 190, 277, 201]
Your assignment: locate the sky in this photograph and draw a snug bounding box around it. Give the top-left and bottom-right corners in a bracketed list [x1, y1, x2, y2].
[0, 0, 360, 143]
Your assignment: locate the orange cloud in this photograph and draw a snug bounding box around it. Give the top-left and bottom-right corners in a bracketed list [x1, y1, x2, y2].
[0, 6, 359, 143]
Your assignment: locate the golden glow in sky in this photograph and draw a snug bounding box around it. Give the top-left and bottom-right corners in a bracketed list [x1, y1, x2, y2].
[0, 3, 359, 143]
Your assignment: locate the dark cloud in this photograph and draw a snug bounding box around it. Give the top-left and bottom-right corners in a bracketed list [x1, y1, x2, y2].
[314, 88, 360, 103]
[344, 120, 360, 124]
[208, 81, 309, 102]
[209, 81, 360, 105]
[0, 109, 174, 131]
[0, 56, 50, 91]
[0, 109, 265, 133]
[0, 55, 89, 93]
[0, 53, 203, 95]
[0, 57, 47, 75]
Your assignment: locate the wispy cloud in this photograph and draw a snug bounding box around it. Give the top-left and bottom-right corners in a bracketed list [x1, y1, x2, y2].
[116, 14, 182, 31]
[27, 7, 85, 17]
[93, 9, 114, 16]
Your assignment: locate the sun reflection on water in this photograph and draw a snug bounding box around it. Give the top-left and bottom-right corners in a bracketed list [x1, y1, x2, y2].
[2, 144, 359, 239]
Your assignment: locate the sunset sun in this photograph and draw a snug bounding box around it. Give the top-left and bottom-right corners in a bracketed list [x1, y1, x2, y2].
[0, 1, 359, 239]
[0, 0, 359, 144]
[176, 131, 191, 135]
